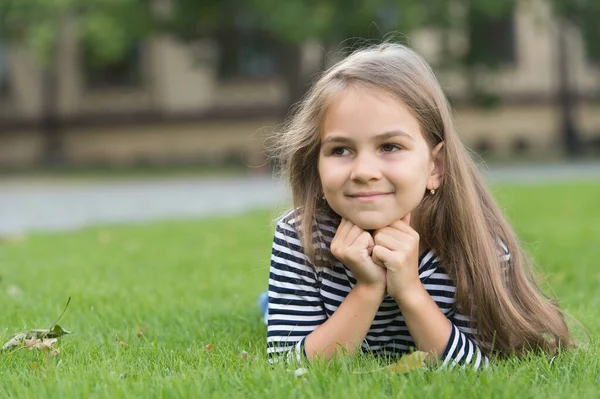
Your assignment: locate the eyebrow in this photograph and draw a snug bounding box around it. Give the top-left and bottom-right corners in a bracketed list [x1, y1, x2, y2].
[321, 130, 415, 144]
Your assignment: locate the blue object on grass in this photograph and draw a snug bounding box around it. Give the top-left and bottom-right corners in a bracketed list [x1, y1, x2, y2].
[258, 290, 269, 325]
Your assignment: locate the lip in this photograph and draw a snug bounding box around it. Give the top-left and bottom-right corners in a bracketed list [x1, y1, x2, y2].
[346, 192, 393, 202]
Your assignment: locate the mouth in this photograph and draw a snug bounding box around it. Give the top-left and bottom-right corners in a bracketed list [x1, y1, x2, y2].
[346, 192, 393, 202]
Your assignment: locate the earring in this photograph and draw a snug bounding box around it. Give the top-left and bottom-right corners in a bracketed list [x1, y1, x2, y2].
[430, 188, 436, 195]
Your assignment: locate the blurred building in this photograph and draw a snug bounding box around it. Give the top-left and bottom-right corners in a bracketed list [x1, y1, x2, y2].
[0, 0, 599, 168]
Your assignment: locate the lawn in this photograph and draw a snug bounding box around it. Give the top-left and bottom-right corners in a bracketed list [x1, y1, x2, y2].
[0, 181, 599, 398]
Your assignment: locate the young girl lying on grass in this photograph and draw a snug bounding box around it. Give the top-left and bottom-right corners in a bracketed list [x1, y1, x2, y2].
[265, 43, 573, 368]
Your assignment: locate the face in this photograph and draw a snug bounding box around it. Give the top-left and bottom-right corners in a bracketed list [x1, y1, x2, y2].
[318, 86, 443, 230]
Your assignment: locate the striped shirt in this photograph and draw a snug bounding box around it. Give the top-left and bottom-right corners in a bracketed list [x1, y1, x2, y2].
[267, 211, 506, 369]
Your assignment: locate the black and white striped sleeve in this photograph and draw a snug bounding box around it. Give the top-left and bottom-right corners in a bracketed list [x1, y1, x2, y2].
[267, 219, 327, 363]
[440, 244, 511, 369]
[439, 311, 490, 369]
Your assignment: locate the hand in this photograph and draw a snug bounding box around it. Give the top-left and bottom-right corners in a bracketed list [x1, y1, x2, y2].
[372, 213, 421, 304]
[330, 218, 386, 293]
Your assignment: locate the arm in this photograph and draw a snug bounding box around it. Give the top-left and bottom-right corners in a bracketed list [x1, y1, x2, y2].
[395, 284, 489, 369]
[268, 218, 386, 363]
[267, 219, 327, 363]
[305, 218, 387, 361]
[372, 216, 490, 369]
[304, 283, 383, 360]
[408, 240, 511, 367]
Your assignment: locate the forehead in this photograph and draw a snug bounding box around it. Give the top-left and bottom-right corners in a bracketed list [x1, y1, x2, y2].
[321, 86, 423, 141]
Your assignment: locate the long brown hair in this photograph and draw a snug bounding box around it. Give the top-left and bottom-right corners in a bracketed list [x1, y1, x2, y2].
[270, 43, 573, 357]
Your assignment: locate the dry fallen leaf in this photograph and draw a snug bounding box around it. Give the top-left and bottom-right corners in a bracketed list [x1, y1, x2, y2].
[2, 334, 26, 350]
[240, 350, 248, 360]
[114, 335, 128, 348]
[386, 351, 428, 374]
[24, 338, 58, 350]
[3, 326, 71, 351]
[136, 326, 147, 339]
[3, 297, 72, 354]
[205, 344, 213, 352]
[27, 325, 72, 339]
[351, 351, 429, 375]
[49, 347, 61, 357]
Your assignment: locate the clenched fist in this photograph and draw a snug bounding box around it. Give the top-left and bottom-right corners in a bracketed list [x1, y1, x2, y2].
[372, 213, 421, 304]
[331, 218, 387, 294]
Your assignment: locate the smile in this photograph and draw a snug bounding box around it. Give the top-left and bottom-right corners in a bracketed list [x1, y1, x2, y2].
[346, 192, 393, 202]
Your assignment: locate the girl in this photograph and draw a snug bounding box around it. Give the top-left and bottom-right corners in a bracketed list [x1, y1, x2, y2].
[266, 43, 572, 368]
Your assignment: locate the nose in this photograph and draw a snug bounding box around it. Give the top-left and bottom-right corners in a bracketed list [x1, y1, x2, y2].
[350, 152, 382, 182]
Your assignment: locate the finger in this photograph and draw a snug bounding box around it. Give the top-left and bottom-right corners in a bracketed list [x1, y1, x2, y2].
[374, 226, 409, 243]
[402, 212, 411, 226]
[373, 231, 410, 252]
[372, 245, 395, 268]
[346, 224, 367, 246]
[388, 219, 419, 240]
[335, 218, 352, 240]
[354, 230, 375, 251]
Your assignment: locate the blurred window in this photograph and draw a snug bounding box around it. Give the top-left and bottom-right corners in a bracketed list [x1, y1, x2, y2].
[217, 31, 277, 79]
[466, 5, 516, 67]
[575, 6, 600, 67]
[82, 42, 143, 89]
[0, 42, 9, 97]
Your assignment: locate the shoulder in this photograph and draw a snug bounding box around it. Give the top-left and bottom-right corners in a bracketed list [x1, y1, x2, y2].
[418, 250, 455, 289]
[275, 210, 300, 237]
[418, 249, 455, 289]
[276, 208, 339, 242]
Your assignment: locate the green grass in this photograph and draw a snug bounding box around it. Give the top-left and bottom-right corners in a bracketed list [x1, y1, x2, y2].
[0, 182, 599, 398]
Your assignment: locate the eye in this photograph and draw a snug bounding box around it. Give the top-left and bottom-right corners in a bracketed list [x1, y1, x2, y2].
[381, 143, 401, 152]
[330, 147, 350, 156]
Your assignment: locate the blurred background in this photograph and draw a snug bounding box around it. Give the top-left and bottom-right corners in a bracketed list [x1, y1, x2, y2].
[0, 0, 599, 233]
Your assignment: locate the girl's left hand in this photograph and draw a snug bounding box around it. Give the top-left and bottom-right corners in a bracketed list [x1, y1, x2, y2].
[372, 213, 421, 305]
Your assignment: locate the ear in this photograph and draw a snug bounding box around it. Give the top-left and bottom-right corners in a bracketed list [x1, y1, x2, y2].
[428, 141, 445, 189]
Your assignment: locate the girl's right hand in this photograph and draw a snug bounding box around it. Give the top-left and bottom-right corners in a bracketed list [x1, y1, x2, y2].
[330, 218, 387, 293]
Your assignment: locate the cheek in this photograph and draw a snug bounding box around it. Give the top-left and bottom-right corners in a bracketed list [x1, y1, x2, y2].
[388, 168, 428, 202]
[319, 163, 345, 191]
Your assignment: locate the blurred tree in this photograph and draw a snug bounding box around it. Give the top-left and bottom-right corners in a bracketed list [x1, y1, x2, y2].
[163, 0, 526, 112]
[163, 0, 448, 114]
[549, 0, 600, 156]
[0, 0, 153, 164]
[2, 0, 598, 160]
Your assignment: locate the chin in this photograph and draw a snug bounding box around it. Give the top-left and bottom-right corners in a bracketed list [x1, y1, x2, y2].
[345, 215, 394, 231]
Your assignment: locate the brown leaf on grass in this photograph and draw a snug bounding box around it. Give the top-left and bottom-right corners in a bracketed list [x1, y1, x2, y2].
[386, 351, 428, 374]
[49, 347, 61, 357]
[24, 338, 58, 350]
[3, 297, 72, 352]
[114, 335, 128, 348]
[2, 334, 26, 350]
[136, 326, 147, 339]
[205, 344, 213, 352]
[240, 350, 248, 360]
[351, 351, 429, 375]
[26, 325, 72, 339]
[2, 325, 71, 351]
